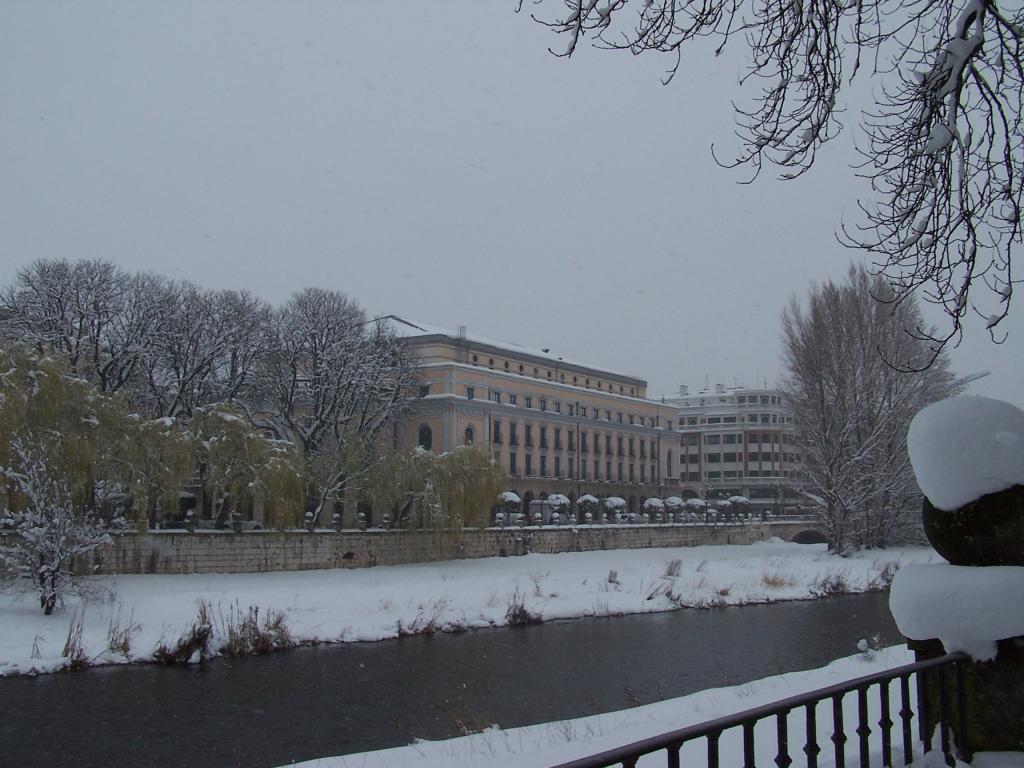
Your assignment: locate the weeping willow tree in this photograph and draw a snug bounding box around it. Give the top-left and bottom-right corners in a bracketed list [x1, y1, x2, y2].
[364, 445, 503, 554]
[190, 405, 304, 530]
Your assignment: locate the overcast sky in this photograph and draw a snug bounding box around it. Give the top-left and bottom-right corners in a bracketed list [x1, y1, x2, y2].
[2, 1, 1021, 406]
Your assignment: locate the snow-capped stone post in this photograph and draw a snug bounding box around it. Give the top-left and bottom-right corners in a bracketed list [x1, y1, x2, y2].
[891, 396, 1024, 755]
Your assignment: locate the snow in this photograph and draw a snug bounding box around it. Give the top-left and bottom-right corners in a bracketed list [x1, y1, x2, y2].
[499, 491, 521, 504]
[889, 563, 1024, 661]
[604, 496, 626, 509]
[285, 647, 1015, 768]
[642, 497, 664, 510]
[0, 542, 937, 677]
[577, 494, 598, 505]
[907, 396, 1024, 511]
[546, 493, 570, 506]
[685, 498, 707, 508]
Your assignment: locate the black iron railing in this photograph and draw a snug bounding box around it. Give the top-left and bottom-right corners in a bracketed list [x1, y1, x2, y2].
[552, 652, 969, 768]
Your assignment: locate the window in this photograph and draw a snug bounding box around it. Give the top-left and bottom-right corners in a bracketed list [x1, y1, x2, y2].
[607, 460, 612, 479]
[418, 385, 430, 398]
[464, 427, 475, 445]
[491, 391, 501, 404]
[555, 456, 561, 478]
[687, 472, 700, 481]
[638, 464, 643, 482]
[509, 394, 518, 406]
[707, 416, 721, 424]
[540, 398, 547, 411]
[650, 464, 655, 480]
[617, 412, 623, 423]
[554, 428, 562, 449]
[629, 437, 636, 457]
[761, 415, 771, 424]
[525, 424, 533, 447]
[489, 358, 494, 367]
[724, 470, 738, 478]
[525, 454, 533, 476]
[667, 450, 673, 476]
[568, 404, 574, 416]
[593, 459, 600, 479]
[580, 432, 587, 452]
[504, 361, 509, 370]
[748, 415, 759, 423]
[554, 402, 561, 414]
[493, 419, 502, 443]
[618, 436, 624, 455]
[705, 434, 721, 445]
[605, 410, 612, 421]
[617, 462, 623, 481]
[687, 417, 698, 426]
[748, 470, 760, 477]
[540, 426, 548, 448]
[510, 453, 517, 474]
[761, 396, 770, 404]
[705, 471, 721, 480]
[685, 434, 700, 445]
[466, 386, 474, 400]
[737, 396, 746, 404]
[472, 354, 479, 364]
[606, 435, 613, 454]
[523, 396, 531, 408]
[581, 461, 587, 479]
[417, 425, 433, 450]
[540, 455, 547, 476]
[592, 407, 599, 419]
[639, 441, 646, 459]
[723, 434, 737, 444]
[723, 416, 737, 424]
[594, 434, 601, 454]
[705, 453, 721, 463]
[519, 364, 524, 373]
[509, 423, 518, 445]
[723, 452, 737, 463]
[628, 414, 635, 425]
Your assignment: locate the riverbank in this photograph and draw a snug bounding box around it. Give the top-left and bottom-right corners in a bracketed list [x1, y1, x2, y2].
[0, 540, 939, 677]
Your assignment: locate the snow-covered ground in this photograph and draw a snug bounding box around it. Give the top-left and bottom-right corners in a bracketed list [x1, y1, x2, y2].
[286, 647, 1018, 768]
[0, 540, 939, 677]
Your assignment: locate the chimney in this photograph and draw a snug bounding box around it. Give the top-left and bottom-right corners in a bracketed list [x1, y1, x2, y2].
[679, 385, 689, 396]
[456, 325, 467, 339]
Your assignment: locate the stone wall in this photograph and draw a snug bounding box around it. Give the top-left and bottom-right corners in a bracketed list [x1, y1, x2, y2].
[75, 521, 815, 575]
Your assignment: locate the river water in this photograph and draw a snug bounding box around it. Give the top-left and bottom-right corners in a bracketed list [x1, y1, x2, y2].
[0, 592, 901, 768]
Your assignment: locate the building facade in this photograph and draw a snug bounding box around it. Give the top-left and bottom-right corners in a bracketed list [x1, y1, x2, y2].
[661, 384, 806, 513]
[387, 317, 681, 517]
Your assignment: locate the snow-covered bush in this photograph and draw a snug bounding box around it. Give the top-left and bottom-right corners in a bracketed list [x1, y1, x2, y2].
[0, 439, 111, 614]
[546, 493, 570, 515]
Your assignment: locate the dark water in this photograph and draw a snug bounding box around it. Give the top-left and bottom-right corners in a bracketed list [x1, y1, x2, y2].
[0, 592, 900, 768]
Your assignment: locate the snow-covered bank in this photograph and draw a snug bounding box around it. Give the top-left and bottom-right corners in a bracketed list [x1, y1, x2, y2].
[288, 646, 1020, 768]
[0, 540, 939, 677]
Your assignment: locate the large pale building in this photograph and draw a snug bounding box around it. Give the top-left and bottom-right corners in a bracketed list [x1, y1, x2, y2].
[661, 384, 806, 513]
[386, 317, 681, 516]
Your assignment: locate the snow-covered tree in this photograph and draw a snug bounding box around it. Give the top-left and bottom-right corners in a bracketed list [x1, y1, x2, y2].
[782, 265, 966, 552]
[250, 288, 417, 517]
[525, 0, 1023, 352]
[1, 438, 110, 614]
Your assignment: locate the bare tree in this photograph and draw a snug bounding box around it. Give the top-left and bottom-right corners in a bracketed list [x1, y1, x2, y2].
[524, 0, 1023, 352]
[0, 259, 165, 397]
[251, 288, 418, 517]
[782, 264, 965, 552]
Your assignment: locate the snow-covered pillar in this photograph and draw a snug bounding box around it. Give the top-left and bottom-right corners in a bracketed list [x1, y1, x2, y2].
[890, 396, 1024, 755]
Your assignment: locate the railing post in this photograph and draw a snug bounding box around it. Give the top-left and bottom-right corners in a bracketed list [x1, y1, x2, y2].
[804, 702, 820, 768]
[899, 674, 914, 766]
[878, 679, 893, 768]
[831, 694, 846, 768]
[856, 687, 871, 768]
[775, 711, 792, 768]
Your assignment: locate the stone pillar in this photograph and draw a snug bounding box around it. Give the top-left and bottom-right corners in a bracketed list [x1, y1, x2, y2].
[902, 484, 1024, 755]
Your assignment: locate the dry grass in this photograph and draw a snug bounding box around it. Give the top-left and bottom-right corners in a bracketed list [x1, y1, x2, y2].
[761, 570, 795, 589]
[663, 559, 682, 578]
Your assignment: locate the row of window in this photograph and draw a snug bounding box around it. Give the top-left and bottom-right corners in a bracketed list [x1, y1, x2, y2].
[701, 470, 793, 480]
[506, 452, 660, 483]
[698, 452, 784, 464]
[492, 420, 661, 458]
[681, 413, 793, 427]
[484, 388, 661, 428]
[470, 353, 638, 396]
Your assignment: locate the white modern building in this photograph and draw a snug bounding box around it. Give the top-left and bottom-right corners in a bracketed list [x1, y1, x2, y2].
[661, 384, 807, 513]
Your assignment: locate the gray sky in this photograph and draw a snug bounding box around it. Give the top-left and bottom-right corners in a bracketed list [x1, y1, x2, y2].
[2, 1, 1021, 405]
